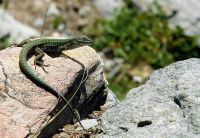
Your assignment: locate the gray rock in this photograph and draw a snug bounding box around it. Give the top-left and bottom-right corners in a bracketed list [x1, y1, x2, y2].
[47, 2, 60, 16]
[33, 18, 44, 27]
[101, 89, 119, 110]
[76, 119, 99, 130]
[98, 58, 200, 138]
[132, 0, 200, 36]
[0, 8, 39, 43]
[93, 0, 124, 19]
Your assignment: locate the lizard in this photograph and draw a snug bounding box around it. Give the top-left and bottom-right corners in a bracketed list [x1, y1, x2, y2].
[16, 36, 93, 132]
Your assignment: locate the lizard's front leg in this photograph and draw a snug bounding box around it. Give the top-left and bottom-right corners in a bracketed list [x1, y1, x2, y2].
[34, 47, 50, 73]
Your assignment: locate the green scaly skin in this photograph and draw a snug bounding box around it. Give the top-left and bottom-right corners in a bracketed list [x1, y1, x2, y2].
[18, 37, 93, 132]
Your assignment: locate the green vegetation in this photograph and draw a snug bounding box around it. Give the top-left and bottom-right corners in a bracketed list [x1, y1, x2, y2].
[83, 1, 200, 99]
[0, 35, 9, 50]
[52, 15, 64, 29]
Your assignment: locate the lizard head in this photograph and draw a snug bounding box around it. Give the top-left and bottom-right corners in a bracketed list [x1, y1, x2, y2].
[76, 36, 93, 44]
[64, 36, 93, 50]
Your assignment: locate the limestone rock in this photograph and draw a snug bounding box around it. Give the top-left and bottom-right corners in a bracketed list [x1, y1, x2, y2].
[99, 58, 200, 138]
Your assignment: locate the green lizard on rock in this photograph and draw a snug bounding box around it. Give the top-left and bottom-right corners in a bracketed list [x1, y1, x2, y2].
[16, 36, 93, 131]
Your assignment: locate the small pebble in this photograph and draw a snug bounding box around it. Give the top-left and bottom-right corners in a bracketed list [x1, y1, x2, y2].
[76, 119, 99, 131]
[57, 23, 65, 32]
[133, 75, 142, 83]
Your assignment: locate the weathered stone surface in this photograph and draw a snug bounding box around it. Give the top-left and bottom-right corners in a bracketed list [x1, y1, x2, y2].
[99, 58, 200, 138]
[101, 89, 119, 110]
[132, 0, 200, 36]
[0, 45, 107, 138]
[0, 8, 39, 43]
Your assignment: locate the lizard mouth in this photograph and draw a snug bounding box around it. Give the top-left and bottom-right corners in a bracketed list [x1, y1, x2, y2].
[85, 38, 93, 43]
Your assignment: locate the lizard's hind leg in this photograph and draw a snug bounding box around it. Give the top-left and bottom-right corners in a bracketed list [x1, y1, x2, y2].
[34, 47, 50, 73]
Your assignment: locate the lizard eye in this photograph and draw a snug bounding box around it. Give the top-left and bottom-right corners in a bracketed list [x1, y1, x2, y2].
[83, 37, 88, 41]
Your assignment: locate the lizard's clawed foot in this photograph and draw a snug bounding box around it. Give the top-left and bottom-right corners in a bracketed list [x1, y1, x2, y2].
[41, 66, 49, 74]
[34, 61, 50, 74]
